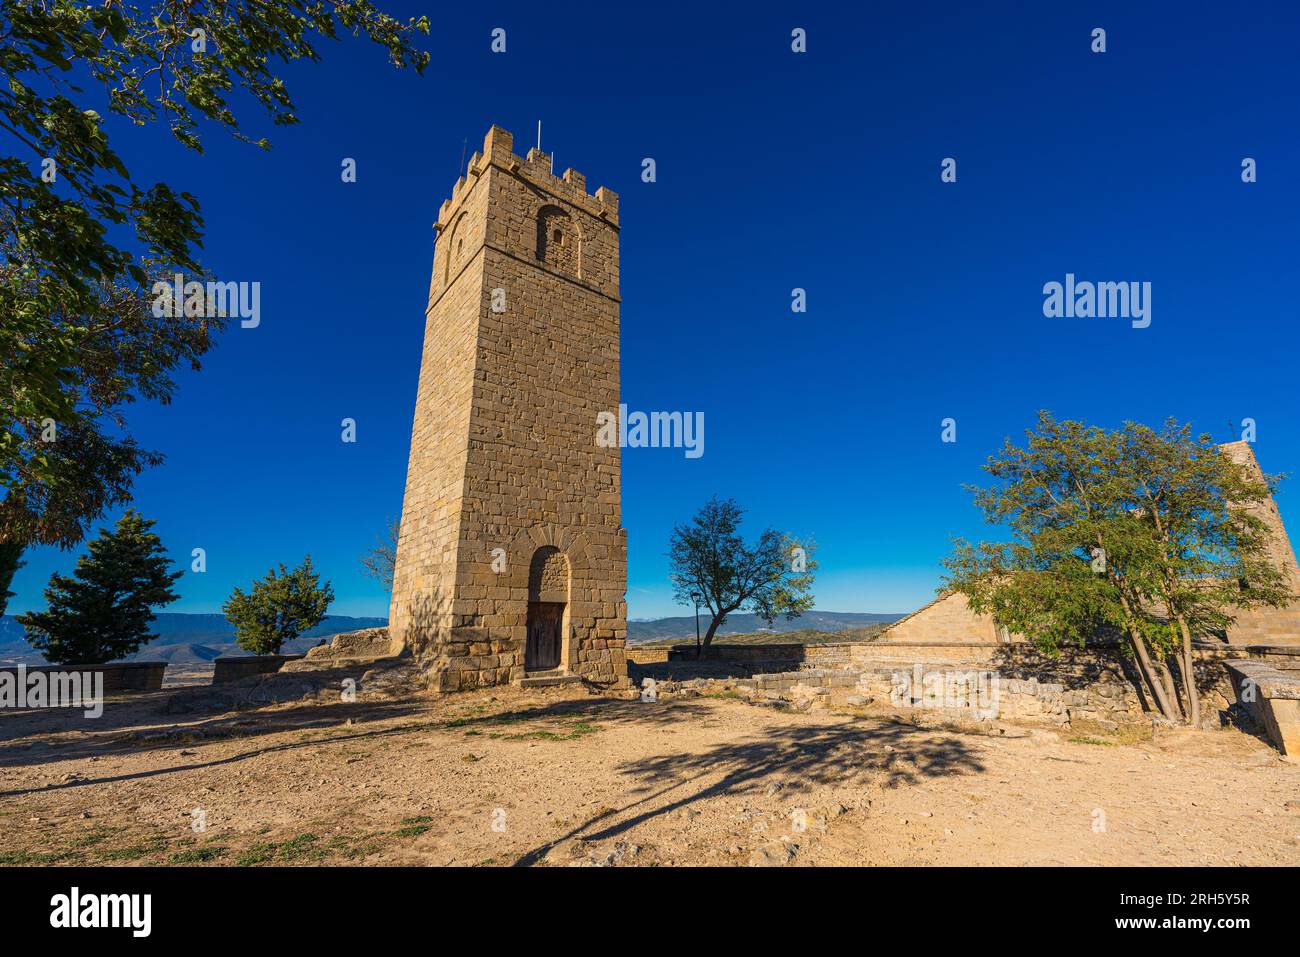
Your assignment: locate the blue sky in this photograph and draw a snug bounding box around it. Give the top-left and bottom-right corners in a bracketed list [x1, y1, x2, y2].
[10, 1, 1300, 620]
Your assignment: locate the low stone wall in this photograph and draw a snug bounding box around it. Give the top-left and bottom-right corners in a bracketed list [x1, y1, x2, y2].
[213, 655, 305, 684]
[742, 668, 861, 694]
[1225, 659, 1300, 756]
[851, 667, 1137, 727]
[667, 643, 804, 663]
[625, 647, 671, 664]
[633, 637, 1300, 730]
[0, 661, 166, 693]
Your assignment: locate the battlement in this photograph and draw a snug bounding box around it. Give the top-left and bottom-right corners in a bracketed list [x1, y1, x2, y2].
[1219, 440, 1259, 468]
[435, 125, 618, 233]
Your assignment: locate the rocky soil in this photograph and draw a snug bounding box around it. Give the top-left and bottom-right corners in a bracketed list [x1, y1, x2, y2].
[1, 662, 1298, 867]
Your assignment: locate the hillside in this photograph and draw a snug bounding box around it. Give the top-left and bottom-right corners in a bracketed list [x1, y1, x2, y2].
[633, 624, 893, 648]
[626, 611, 900, 644]
[0, 609, 904, 663]
[0, 614, 387, 666]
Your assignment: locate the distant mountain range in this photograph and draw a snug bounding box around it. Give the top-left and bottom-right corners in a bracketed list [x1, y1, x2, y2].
[624, 610, 902, 644]
[0, 609, 903, 663]
[0, 613, 387, 666]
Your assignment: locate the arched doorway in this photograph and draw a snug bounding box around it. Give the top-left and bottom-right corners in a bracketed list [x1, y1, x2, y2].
[526, 546, 570, 672]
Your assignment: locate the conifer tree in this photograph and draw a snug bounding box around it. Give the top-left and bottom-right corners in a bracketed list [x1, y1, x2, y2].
[223, 556, 334, 655]
[18, 510, 181, 664]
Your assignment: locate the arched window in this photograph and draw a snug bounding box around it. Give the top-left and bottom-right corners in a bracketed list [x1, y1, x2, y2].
[442, 213, 467, 285]
[536, 205, 579, 276]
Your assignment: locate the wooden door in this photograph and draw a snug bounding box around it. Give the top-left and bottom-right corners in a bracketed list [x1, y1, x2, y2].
[526, 602, 564, 671]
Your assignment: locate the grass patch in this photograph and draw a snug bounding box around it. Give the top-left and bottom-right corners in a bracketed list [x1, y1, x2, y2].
[236, 832, 323, 866]
[70, 825, 120, 849]
[442, 712, 529, 730]
[97, 836, 168, 862]
[1068, 718, 1154, 746]
[394, 824, 430, 838]
[326, 832, 389, 861]
[0, 848, 85, 865]
[494, 720, 602, 742]
[169, 845, 228, 864]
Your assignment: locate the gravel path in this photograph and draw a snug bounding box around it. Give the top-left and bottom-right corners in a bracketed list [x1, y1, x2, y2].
[1, 678, 1297, 867]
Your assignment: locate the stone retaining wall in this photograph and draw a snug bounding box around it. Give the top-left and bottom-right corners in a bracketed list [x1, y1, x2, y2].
[0, 661, 166, 693]
[213, 655, 305, 684]
[634, 638, 1300, 730]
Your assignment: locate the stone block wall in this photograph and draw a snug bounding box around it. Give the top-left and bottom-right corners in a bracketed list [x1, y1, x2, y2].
[1225, 658, 1300, 755]
[0, 662, 167, 694]
[213, 655, 304, 684]
[1219, 442, 1300, 645]
[875, 593, 1005, 644]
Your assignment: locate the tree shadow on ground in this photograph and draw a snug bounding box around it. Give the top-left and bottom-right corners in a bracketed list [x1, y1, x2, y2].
[430, 695, 716, 734]
[510, 715, 985, 866]
[0, 698, 433, 792]
[0, 659, 418, 764]
[0, 693, 714, 794]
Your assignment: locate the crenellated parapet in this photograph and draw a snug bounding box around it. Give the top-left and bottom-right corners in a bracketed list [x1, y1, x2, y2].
[428, 124, 620, 306]
[435, 125, 618, 235]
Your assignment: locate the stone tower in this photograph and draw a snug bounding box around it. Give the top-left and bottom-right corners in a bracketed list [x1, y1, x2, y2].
[1219, 441, 1300, 644]
[389, 125, 629, 691]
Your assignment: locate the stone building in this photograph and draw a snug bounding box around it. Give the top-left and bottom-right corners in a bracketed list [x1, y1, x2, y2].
[878, 442, 1300, 646]
[389, 125, 629, 691]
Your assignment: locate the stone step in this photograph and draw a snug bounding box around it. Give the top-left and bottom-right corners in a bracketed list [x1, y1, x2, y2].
[517, 672, 583, 689]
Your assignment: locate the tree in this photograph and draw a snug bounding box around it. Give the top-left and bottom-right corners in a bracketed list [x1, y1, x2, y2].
[359, 518, 399, 590]
[17, 509, 181, 664]
[942, 412, 1292, 725]
[223, 555, 334, 655]
[0, 1, 429, 609]
[668, 496, 815, 657]
[0, 540, 24, 616]
[1117, 421, 1293, 725]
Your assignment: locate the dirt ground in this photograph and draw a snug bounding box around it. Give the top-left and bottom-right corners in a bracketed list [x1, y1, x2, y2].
[2, 671, 1298, 867]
